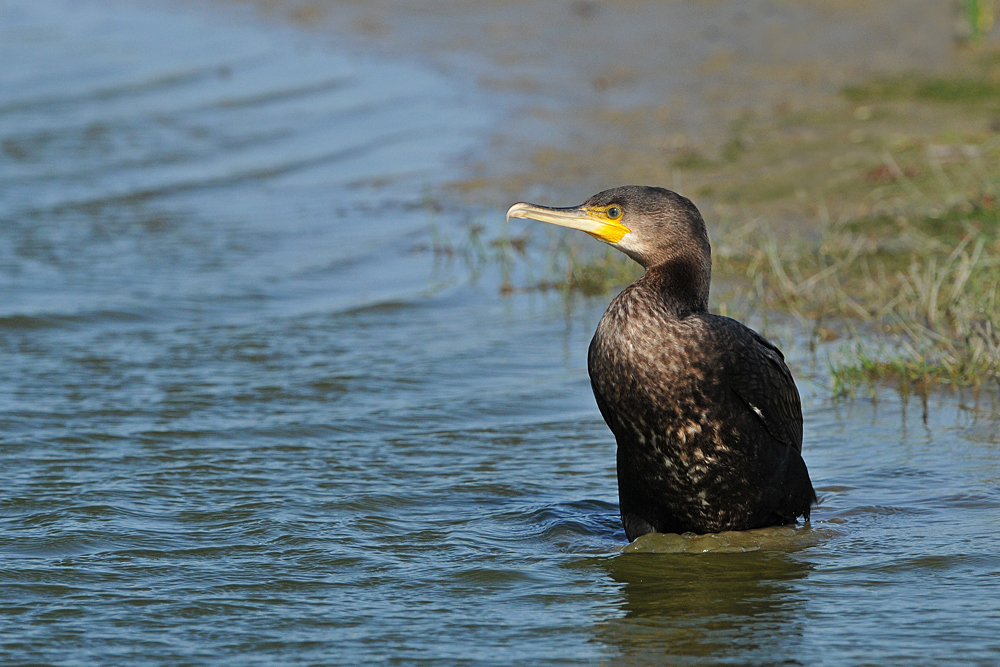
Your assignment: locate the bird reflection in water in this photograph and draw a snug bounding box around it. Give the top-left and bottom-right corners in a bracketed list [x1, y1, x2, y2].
[596, 550, 814, 664]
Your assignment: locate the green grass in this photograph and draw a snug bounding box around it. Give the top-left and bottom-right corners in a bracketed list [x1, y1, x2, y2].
[844, 44, 1000, 105]
[716, 202, 1000, 395]
[671, 148, 715, 170]
[844, 76, 1000, 105]
[965, 0, 996, 43]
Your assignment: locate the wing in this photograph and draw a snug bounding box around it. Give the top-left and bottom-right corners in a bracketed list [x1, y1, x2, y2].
[706, 318, 816, 521]
[719, 321, 804, 454]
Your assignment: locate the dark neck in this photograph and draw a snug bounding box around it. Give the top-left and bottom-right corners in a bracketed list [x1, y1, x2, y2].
[643, 255, 711, 318]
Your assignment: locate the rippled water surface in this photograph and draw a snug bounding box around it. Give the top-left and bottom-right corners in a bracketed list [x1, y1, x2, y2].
[2, 1, 1000, 665]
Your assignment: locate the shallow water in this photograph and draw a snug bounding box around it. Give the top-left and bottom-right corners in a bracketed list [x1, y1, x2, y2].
[2, 1, 1000, 665]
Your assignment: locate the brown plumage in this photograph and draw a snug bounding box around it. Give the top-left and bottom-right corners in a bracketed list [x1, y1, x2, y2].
[507, 185, 815, 541]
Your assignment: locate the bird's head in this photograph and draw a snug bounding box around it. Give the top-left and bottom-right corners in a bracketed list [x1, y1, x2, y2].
[506, 185, 711, 271]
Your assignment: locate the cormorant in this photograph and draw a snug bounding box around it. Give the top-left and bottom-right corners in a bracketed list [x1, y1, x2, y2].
[507, 186, 815, 541]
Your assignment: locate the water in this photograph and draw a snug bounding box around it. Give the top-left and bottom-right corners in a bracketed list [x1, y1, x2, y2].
[2, 1, 999, 665]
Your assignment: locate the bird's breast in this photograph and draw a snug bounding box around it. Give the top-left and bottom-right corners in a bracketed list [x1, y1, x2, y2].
[590, 297, 714, 405]
[589, 300, 727, 468]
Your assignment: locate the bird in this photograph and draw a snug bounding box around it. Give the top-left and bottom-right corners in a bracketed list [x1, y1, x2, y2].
[506, 185, 815, 541]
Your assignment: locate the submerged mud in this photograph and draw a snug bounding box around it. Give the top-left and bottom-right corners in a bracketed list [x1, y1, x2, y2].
[621, 524, 838, 554]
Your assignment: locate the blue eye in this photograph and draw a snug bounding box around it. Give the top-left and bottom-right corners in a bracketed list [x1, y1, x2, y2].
[607, 206, 622, 219]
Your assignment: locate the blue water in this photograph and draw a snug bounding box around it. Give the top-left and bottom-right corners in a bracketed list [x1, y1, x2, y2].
[2, 1, 1000, 665]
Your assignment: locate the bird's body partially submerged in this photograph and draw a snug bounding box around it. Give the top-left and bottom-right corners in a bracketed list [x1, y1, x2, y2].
[590, 268, 814, 540]
[507, 186, 815, 541]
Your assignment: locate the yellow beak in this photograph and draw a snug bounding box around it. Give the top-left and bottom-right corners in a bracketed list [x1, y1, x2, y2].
[505, 202, 630, 244]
